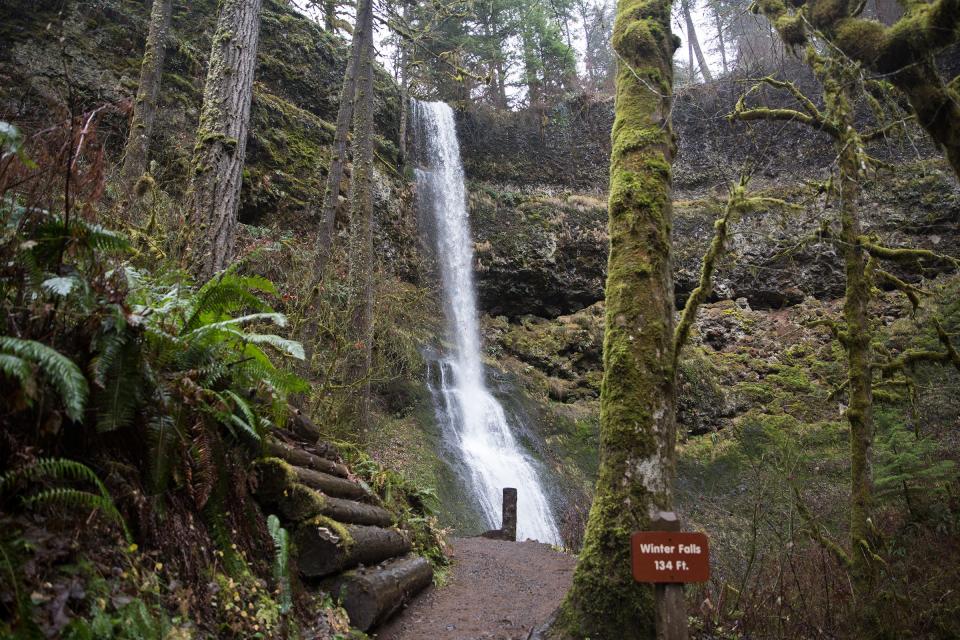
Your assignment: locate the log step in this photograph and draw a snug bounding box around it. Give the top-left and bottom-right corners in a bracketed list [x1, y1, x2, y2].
[266, 437, 349, 478]
[255, 458, 373, 502]
[295, 522, 411, 578]
[326, 555, 433, 631]
[255, 479, 394, 527]
[287, 413, 342, 460]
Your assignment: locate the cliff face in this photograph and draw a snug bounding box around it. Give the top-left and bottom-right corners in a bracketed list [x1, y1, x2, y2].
[458, 91, 960, 316]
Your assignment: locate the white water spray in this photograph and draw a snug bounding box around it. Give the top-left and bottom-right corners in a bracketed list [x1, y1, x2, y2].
[412, 100, 561, 545]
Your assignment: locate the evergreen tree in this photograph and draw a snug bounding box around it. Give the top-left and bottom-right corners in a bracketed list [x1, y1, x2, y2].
[187, 0, 263, 278]
[119, 0, 173, 204]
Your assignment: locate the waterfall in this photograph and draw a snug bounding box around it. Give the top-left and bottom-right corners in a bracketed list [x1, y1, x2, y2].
[412, 100, 561, 545]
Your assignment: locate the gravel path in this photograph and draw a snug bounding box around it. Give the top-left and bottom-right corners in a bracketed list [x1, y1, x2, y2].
[375, 537, 576, 640]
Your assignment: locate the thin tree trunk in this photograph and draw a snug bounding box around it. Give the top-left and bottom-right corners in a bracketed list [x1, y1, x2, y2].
[313, 0, 372, 275]
[831, 77, 875, 592]
[346, 1, 376, 434]
[119, 0, 173, 202]
[548, 0, 679, 635]
[324, 0, 336, 31]
[398, 4, 410, 163]
[683, 0, 713, 82]
[187, 0, 262, 279]
[712, 3, 728, 75]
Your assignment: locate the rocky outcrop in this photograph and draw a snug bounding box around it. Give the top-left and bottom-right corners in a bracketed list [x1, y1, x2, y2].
[458, 89, 959, 318]
[470, 187, 608, 318]
[468, 164, 959, 317]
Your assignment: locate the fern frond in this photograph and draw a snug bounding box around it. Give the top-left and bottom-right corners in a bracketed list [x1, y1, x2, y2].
[182, 273, 276, 332]
[0, 457, 109, 497]
[267, 514, 292, 614]
[0, 337, 88, 421]
[145, 414, 180, 495]
[222, 390, 263, 443]
[0, 458, 130, 541]
[187, 422, 214, 510]
[0, 353, 32, 390]
[23, 488, 120, 524]
[182, 312, 288, 340]
[91, 331, 147, 432]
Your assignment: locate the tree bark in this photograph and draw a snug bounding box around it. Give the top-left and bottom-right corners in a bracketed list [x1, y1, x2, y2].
[683, 0, 714, 82]
[296, 522, 411, 577]
[313, 0, 373, 274]
[324, 0, 336, 32]
[548, 0, 678, 635]
[119, 0, 172, 204]
[398, 3, 410, 163]
[287, 411, 343, 460]
[187, 0, 262, 279]
[345, 0, 376, 433]
[327, 555, 434, 630]
[825, 69, 876, 592]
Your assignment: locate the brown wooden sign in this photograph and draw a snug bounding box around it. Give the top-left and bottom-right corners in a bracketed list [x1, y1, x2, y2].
[631, 531, 710, 583]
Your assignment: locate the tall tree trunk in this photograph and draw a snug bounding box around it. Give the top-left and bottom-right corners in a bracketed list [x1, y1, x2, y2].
[712, 3, 728, 75]
[825, 70, 876, 593]
[119, 0, 173, 203]
[683, 0, 713, 82]
[548, 0, 678, 635]
[324, 0, 336, 32]
[522, 29, 542, 107]
[313, 0, 372, 274]
[187, 0, 262, 279]
[398, 4, 410, 164]
[346, 1, 376, 433]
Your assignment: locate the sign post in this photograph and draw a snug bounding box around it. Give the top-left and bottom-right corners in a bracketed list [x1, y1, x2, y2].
[631, 511, 710, 640]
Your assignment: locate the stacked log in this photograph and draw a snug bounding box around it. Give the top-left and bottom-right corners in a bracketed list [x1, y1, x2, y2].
[252, 423, 433, 631]
[326, 555, 433, 631]
[295, 521, 411, 577]
[254, 457, 373, 502]
[265, 437, 349, 478]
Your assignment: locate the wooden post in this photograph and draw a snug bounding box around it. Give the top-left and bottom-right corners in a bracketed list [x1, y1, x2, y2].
[652, 511, 689, 640]
[502, 488, 517, 541]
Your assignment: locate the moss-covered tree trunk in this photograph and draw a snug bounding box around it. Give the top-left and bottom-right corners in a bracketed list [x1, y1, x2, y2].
[824, 67, 876, 592]
[549, 0, 678, 636]
[119, 0, 172, 202]
[314, 0, 372, 274]
[345, 1, 376, 432]
[187, 0, 262, 279]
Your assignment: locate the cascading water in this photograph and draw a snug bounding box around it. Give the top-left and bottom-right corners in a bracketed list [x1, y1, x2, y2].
[412, 100, 561, 545]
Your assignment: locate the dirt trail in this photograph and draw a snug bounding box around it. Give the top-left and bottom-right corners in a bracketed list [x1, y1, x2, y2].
[376, 537, 575, 640]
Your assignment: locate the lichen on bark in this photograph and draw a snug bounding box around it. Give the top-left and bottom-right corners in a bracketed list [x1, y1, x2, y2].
[186, 0, 263, 279]
[119, 0, 173, 208]
[547, 0, 679, 636]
